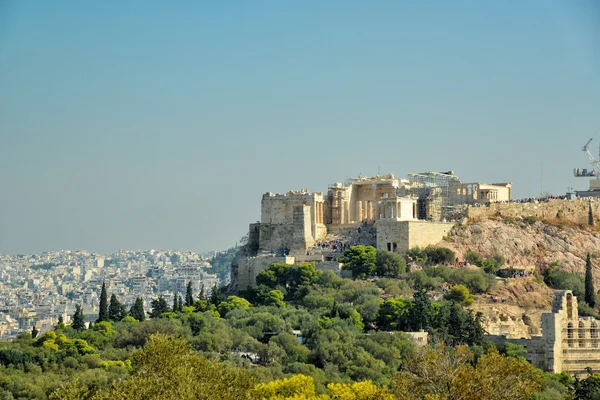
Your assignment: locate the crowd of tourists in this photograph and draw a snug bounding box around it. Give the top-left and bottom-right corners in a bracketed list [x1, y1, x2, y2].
[510, 270, 531, 278]
[472, 195, 570, 208]
[314, 239, 351, 253]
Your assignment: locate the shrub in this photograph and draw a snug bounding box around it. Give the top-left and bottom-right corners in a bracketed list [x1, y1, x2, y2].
[444, 285, 475, 306]
[544, 268, 584, 298]
[464, 250, 483, 266]
[422, 246, 456, 266]
[375, 250, 407, 277]
[481, 259, 498, 274]
[490, 254, 506, 268]
[406, 246, 426, 265]
[449, 269, 497, 294]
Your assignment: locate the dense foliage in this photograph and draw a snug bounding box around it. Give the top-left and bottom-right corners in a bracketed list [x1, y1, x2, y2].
[0, 245, 594, 399]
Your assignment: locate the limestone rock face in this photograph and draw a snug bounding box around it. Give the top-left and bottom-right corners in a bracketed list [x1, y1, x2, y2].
[470, 279, 554, 338]
[444, 219, 600, 280]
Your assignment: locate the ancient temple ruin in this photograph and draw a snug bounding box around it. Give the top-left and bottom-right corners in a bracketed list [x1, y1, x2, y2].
[233, 171, 511, 291]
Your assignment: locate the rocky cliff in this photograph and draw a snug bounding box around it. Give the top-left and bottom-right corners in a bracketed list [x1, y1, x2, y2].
[438, 217, 600, 338]
[445, 217, 600, 277]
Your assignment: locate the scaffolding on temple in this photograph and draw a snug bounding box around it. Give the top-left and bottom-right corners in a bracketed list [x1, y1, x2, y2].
[406, 171, 462, 220]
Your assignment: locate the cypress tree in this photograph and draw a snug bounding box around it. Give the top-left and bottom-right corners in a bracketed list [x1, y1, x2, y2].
[97, 281, 108, 322]
[446, 302, 466, 346]
[209, 284, 224, 305]
[149, 296, 170, 318]
[31, 325, 38, 339]
[56, 315, 65, 330]
[185, 281, 194, 307]
[198, 284, 205, 300]
[72, 304, 86, 331]
[585, 253, 596, 308]
[409, 288, 433, 331]
[130, 297, 145, 321]
[109, 293, 124, 321]
[119, 303, 128, 321]
[178, 295, 184, 312]
[173, 294, 179, 313]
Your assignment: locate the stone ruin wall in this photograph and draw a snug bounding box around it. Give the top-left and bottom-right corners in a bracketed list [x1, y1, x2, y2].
[259, 192, 327, 251]
[376, 220, 454, 254]
[292, 205, 315, 255]
[466, 198, 600, 225]
[489, 291, 600, 375]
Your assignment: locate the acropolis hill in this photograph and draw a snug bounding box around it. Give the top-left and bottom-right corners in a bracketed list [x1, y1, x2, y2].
[231, 170, 600, 375]
[233, 171, 600, 292]
[234, 170, 514, 291]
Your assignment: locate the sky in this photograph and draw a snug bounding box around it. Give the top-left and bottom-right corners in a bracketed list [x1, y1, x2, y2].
[1, 1, 599, 255]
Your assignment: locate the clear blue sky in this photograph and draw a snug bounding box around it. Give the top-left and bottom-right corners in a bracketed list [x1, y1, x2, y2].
[1, 1, 599, 255]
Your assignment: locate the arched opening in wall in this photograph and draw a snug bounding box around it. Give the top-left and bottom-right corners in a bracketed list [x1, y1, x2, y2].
[568, 322, 574, 347]
[592, 322, 599, 348]
[579, 321, 586, 347]
[567, 293, 573, 319]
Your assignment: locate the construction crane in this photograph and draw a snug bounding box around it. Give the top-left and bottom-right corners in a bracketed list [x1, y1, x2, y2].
[574, 137, 600, 191]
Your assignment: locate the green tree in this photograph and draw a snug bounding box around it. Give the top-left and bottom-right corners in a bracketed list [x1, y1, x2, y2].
[185, 282, 194, 307]
[31, 325, 38, 339]
[108, 293, 126, 321]
[198, 284, 205, 300]
[444, 284, 475, 306]
[340, 246, 377, 279]
[376, 250, 407, 277]
[55, 315, 65, 330]
[481, 259, 499, 274]
[438, 302, 485, 346]
[218, 296, 251, 316]
[209, 284, 225, 305]
[585, 254, 596, 308]
[255, 262, 322, 299]
[97, 281, 108, 323]
[409, 288, 433, 331]
[254, 285, 286, 307]
[504, 342, 528, 363]
[574, 368, 600, 400]
[149, 296, 170, 319]
[377, 298, 410, 331]
[265, 290, 285, 308]
[130, 297, 145, 321]
[72, 304, 86, 331]
[422, 246, 456, 265]
[90, 334, 257, 400]
[544, 267, 585, 298]
[464, 250, 483, 266]
[173, 294, 179, 313]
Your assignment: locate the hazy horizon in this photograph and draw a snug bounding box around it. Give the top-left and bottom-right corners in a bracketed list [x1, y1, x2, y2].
[1, 1, 599, 255]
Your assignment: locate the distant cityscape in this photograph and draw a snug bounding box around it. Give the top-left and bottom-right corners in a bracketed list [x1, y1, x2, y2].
[0, 249, 230, 339]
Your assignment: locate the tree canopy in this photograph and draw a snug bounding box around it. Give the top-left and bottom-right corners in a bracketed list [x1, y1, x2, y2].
[340, 246, 377, 279]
